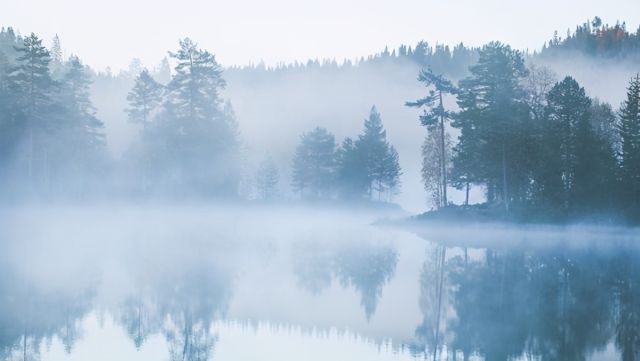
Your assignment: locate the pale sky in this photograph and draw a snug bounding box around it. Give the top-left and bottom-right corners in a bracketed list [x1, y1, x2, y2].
[2, 0, 638, 71]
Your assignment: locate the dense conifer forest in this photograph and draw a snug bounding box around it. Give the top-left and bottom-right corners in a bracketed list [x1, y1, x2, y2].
[0, 18, 638, 221]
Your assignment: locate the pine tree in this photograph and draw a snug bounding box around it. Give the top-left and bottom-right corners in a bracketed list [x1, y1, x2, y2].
[129, 39, 239, 197]
[50, 34, 62, 63]
[453, 42, 530, 211]
[381, 145, 401, 201]
[590, 99, 619, 151]
[8, 33, 53, 189]
[335, 137, 367, 199]
[291, 127, 336, 198]
[53, 56, 105, 194]
[155, 57, 171, 85]
[540, 76, 615, 212]
[355, 106, 392, 199]
[126, 69, 163, 129]
[59, 56, 104, 149]
[334, 107, 401, 201]
[406, 68, 456, 207]
[167, 38, 225, 121]
[50, 34, 64, 78]
[0, 50, 16, 173]
[618, 74, 640, 211]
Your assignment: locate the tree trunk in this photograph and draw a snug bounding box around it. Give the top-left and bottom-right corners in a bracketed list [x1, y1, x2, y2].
[502, 144, 509, 213]
[439, 91, 448, 207]
[465, 181, 470, 206]
[28, 125, 33, 192]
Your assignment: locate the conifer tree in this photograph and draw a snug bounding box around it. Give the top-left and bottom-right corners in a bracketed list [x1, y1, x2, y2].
[128, 39, 239, 196]
[335, 137, 367, 199]
[618, 74, 640, 210]
[155, 57, 171, 85]
[406, 69, 456, 207]
[167, 38, 225, 121]
[50, 35, 62, 63]
[50, 34, 64, 78]
[291, 127, 336, 198]
[8, 33, 53, 188]
[543, 77, 593, 209]
[355, 106, 392, 198]
[540, 76, 616, 212]
[453, 42, 530, 211]
[52, 56, 105, 194]
[126, 69, 163, 129]
[59, 56, 104, 149]
[381, 145, 402, 200]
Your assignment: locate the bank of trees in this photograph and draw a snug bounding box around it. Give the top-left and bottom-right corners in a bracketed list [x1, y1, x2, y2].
[1, 22, 638, 214]
[0, 28, 403, 203]
[0, 29, 106, 200]
[541, 17, 640, 60]
[0, 30, 242, 200]
[291, 107, 402, 201]
[410, 41, 640, 220]
[125, 38, 240, 198]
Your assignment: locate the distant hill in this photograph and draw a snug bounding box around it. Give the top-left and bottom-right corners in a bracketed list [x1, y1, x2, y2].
[539, 17, 640, 60]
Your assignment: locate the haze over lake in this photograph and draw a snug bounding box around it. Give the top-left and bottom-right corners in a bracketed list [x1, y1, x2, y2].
[0, 206, 639, 360]
[2, 1, 640, 360]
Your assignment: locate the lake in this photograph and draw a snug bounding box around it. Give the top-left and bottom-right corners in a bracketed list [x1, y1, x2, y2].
[1, 205, 638, 361]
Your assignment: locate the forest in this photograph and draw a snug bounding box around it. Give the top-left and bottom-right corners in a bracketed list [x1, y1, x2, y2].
[0, 17, 638, 222]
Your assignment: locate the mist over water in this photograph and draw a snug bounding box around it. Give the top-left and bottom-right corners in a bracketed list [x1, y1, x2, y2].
[1, 9, 640, 361]
[0, 205, 639, 360]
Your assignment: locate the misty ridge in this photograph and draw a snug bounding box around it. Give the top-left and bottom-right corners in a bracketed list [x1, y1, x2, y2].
[0, 17, 639, 221]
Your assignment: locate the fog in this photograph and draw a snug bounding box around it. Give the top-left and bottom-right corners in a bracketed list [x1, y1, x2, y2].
[1, 205, 640, 360]
[2, 9, 640, 361]
[88, 50, 639, 212]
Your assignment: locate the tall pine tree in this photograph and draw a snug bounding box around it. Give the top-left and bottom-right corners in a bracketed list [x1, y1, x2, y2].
[406, 69, 456, 207]
[8, 33, 53, 190]
[453, 42, 530, 211]
[355, 106, 392, 199]
[618, 74, 640, 212]
[291, 127, 336, 199]
[126, 69, 163, 129]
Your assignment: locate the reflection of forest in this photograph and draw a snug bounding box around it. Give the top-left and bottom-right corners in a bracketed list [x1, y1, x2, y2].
[0, 269, 93, 361]
[115, 261, 232, 361]
[293, 240, 398, 320]
[4, 236, 640, 361]
[413, 246, 640, 361]
[0, 256, 232, 361]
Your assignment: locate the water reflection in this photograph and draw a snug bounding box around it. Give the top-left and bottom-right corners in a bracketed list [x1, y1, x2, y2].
[1, 209, 640, 361]
[410, 246, 449, 360]
[114, 260, 233, 360]
[0, 269, 93, 361]
[418, 247, 640, 361]
[293, 240, 398, 320]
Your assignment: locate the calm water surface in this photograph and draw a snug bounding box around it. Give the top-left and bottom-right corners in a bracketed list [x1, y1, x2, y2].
[1, 206, 638, 361]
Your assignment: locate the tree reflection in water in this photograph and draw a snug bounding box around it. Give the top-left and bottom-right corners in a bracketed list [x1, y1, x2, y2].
[410, 243, 640, 361]
[3, 220, 640, 361]
[0, 269, 93, 361]
[293, 239, 398, 320]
